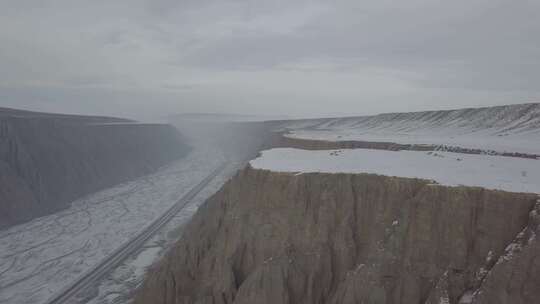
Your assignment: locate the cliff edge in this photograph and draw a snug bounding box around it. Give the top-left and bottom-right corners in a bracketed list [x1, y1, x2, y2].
[135, 166, 539, 304]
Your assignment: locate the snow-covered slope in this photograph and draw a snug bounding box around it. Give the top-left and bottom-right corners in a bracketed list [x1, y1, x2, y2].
[279, 103, 540, 155]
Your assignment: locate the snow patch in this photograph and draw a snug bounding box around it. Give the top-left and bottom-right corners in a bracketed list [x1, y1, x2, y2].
[459, 291, 474, 304]
[131, 247, 162, 277]
[251, 148, 540, 194]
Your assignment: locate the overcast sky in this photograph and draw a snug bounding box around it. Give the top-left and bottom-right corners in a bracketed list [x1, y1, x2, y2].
[0, 0, 539, 120]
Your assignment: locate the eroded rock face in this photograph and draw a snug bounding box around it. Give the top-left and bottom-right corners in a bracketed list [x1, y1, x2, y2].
[470, 201, 540, 304]
[135, 167, 538, 304]
[0, 111, 190, 228]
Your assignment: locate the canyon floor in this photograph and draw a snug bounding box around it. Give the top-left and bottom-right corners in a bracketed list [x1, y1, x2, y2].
[0, 139, 240, 304]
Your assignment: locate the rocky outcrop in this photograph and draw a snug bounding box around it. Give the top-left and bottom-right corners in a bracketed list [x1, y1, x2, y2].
[0, 108, 191, 228]
[135, 167, 539, 304]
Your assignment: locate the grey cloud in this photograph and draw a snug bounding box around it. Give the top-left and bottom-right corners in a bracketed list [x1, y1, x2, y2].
[161, 84, 196, 91]
[175, 0, 540, 92]
[0, 0, 538, 120]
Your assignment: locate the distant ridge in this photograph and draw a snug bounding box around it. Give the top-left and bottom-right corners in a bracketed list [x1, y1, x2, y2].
[0, 107, 132, 124]
[170, 112, 289, 122]
[280, 103, 540, 134]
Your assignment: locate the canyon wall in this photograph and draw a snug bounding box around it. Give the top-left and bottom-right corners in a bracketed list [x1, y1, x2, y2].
[0, 109, 191, 228]
[135, 166, 539, 304]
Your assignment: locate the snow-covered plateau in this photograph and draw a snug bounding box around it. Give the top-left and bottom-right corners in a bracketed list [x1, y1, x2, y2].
[250, 148, 540, 194]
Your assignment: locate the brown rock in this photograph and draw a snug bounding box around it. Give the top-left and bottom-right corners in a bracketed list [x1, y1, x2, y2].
[471, 200, 540, 304]
[135, 167, 538, 304]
